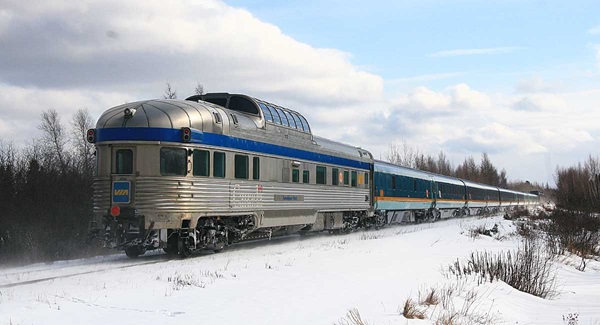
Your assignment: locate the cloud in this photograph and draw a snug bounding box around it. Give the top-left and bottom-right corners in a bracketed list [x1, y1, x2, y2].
[510, 93, 567, 112]
[516, 76, 562, 93]
[589, 25, 600, 35]
[450, 83, 491, 109]
[0, 0, 382, 105]
[428, 47, 522, 58]
[0, 83, 128, 143]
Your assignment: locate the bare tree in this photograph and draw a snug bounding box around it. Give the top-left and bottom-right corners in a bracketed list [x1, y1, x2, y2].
[70, 108, 95, 174]
[456, 156, 480, 182]
[385, 140, 420, 168]
[437, 151, 453, 176]
[164, 81, 177, 99]
[194, 82, 205, 95]
[480, 152, 499, 186]
[39, 109, 67, 173]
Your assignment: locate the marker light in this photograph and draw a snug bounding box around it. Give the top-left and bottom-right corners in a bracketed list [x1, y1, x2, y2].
[86, 129, 96, 143]
[181, 127, 191, 142]
[110, 205, 121, 217]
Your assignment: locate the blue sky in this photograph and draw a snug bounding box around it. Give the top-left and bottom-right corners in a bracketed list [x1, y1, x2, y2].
[1, 0, 599, 185]
[227, 0, 600, 90]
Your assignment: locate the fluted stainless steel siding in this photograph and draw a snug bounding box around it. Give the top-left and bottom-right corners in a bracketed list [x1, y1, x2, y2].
[93, 177, 111, 214]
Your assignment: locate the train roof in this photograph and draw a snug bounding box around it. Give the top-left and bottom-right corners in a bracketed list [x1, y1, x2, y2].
[462, 179, 499, 191]
[429, 174, 465, 186]
[187, 93, 312, 134]
[95, 99, 227, 132]
[374, 160, 432, 180]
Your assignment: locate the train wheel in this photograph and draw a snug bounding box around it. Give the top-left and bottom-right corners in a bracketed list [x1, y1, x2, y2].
[177, 236, 193, 258]
[125, 246, 145, 258]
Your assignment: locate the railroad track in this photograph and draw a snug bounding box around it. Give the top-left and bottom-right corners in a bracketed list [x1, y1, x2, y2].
[0, 254, 171, 289]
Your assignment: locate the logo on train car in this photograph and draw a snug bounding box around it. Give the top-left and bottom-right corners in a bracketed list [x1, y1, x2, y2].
[112, 181, 131, 203]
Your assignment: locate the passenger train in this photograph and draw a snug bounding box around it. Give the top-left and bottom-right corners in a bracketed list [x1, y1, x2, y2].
[87, 93, 539, 258]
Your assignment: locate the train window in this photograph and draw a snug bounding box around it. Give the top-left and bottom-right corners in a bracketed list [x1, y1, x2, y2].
[413, 179, 417, 192]
[229, 96, 259, 115]
[259, 103, 274, 122]
[284, 111, 297, 128]
[392, 175, 396, 190]
[292, 169, 300, 183]
[343, 171, 349, 186]
[364, 172, 369, 185]
[298, 115, 311, 133]
[252, 157, 260, 180]
[115, 149, 133, 174]
[275, 107, 289, 126]
[160, 147, 187, 176]
[269, 105, 282, 124]
[351, 171, 357, 187]
[303, 170, 309, 184]
[332, 168, 339, 186]
[316, 166, 326, 184]
[234, 155, 249, 179]
[203, 98, 227, 107]
[204, 98, 227, 107]
[213, 152, 226, 178]
[193, 149, 210, 177]
[291, 113, 304, 131]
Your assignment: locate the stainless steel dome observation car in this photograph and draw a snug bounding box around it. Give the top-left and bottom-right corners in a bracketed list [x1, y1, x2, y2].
[88, 93, 374, 257]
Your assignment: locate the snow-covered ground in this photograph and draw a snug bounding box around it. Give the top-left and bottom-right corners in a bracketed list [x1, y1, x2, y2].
[1, 215, 599, 324]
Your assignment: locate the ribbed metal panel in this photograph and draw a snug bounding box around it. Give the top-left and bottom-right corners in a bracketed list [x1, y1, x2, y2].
[92, 177, 111, 213]
[131, 177, 369, 214]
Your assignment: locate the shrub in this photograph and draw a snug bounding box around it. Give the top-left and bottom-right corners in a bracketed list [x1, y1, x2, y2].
[336, 308, 370, 325]
[401, 298, 425, 319]
[544, 210, 600, 271]
[447, 237, 557, 299]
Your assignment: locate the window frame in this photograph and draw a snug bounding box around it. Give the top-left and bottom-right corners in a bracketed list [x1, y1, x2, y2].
[234, 154, 249, 179]
[160, 147, 187, 176]
[252, 157, 260, 180]
[114, 149, 134, 175]
[316, 166, 326, 185]
[303, 170, 310, 184]
[213, 151, 226, 178]
[192, 149, 210, 177]
[332, 168, 339, 186]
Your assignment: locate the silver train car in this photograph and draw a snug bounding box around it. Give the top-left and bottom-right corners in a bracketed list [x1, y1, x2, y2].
[88, 93, 539, 258]
[88, 94, 373, 257]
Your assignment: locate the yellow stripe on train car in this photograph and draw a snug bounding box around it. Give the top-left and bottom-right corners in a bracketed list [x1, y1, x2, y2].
[114, 189, 129, 196]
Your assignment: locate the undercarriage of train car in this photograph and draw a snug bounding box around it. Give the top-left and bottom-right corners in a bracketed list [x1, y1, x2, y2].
[99, 210, 382, 258]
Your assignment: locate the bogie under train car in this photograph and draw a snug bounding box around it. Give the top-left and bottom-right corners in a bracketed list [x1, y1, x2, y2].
[88, 93, 539, 258]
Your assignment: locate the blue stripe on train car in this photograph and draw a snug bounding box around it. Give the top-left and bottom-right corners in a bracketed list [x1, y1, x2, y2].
[96, 127, 370, 170]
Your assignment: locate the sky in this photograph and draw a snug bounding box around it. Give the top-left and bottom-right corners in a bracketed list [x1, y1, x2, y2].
[1, 0, 600, 185]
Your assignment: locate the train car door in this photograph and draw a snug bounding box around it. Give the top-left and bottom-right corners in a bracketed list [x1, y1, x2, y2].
[111, 146, 136, 206]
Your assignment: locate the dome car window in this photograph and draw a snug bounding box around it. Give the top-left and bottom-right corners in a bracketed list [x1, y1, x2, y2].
[204, 98, 227, 107]
[259, 103, 274, 122]
[229, 96, 259, 115]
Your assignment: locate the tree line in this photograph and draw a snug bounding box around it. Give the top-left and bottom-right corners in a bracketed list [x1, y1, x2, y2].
[385, 140, 511, 187]
[0, 109, 96, 264]
[384, 140, 551, 194]
[554, 155, 600, 213]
